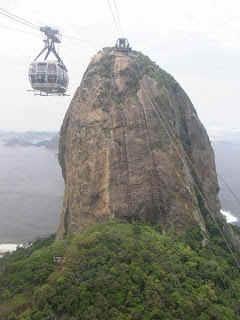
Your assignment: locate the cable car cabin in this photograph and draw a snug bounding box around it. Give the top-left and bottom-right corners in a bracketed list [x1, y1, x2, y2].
[28, 61, 69, 95]
[114, 38, 131, 52]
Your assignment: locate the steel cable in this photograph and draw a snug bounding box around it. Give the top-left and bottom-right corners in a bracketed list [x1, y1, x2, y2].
[0, 10, 39, 30]
[0, 7, 39, 28]
[135, 67, 240, 269]
[0, 23, 41, 37]
[107, 0, 121, 37]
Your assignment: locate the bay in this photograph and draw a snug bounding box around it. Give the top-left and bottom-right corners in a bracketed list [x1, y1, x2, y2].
[0, 142, 239, 246]
[0, 146, 64, 243]
[213, 142, 240, 222]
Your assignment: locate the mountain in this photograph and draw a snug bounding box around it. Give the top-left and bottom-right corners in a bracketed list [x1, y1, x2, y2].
[56, 48, 239, 252]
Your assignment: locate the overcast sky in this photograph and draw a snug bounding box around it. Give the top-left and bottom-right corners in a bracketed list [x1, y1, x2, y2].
[0, 0, 239, 141]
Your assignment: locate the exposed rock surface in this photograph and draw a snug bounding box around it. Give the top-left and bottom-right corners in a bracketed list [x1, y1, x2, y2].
[56, 48, 239, 249]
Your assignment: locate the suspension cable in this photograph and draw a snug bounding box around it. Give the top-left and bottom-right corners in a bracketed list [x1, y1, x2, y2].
[0, 21, 108, 47]
[136, 69, 240, 269]
[133, 59, 239, 319]
[113, 0, 122, 36]
[0, 7, 108, 47]
[145, 83, 240, 214]
[141, 91, 185, 320]
[217, 172, 240, 205]
[107, 0, 121, 37]
[0, 24, 41, 37]
[138, 81, 237, 315]
[62, 35, 109, 46]
[0, 7, 39, 28]
[0, 10, 39, 30]
[133, 64, 185, 320]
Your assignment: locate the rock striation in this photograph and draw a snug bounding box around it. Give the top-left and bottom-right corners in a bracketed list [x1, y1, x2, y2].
[56, 48, 238, 248]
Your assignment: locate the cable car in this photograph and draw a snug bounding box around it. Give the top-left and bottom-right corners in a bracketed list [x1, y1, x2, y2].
[28, 26, 69, 96]
[28, 61, 69, 94]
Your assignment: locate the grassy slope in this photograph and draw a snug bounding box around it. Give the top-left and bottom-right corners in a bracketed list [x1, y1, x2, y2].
[0, 220, 240, 320]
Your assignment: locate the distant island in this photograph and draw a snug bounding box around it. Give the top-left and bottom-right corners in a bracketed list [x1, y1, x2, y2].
[0, 131, 59, 150]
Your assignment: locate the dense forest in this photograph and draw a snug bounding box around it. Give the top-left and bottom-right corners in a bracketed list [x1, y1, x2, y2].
[0, 219, 240, 319]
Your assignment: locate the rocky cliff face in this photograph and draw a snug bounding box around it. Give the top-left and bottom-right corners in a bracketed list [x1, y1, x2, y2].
[56, 49, 234, 243]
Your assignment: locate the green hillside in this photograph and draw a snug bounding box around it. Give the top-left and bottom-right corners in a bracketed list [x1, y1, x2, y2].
[0, 219, 240, 319]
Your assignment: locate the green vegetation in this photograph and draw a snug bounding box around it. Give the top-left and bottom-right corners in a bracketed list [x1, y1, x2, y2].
[97, 54, 114, 79]
[0, 220, 240, 319]
[134, 52, 174, 86]
[116, 51, 175, 100]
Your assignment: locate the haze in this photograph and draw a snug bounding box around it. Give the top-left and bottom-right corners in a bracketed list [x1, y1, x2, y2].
[0, 0, 240, 140]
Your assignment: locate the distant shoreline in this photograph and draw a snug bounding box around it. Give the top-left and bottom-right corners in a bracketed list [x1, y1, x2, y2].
[0, 209, 238, 258]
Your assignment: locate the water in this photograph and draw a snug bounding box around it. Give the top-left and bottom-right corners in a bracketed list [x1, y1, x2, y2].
[0, 146, 64, 244]
[213, 142, 240, 223]
[0, 142, 239, 249]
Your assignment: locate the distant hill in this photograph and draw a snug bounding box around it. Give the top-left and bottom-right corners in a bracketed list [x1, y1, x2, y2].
[1, 131, 59, 149]
[4, 138, 34, 147]
[35, 140, 49, 147]
[45, 134, 59, 149]
[0, 131, 58, 143]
